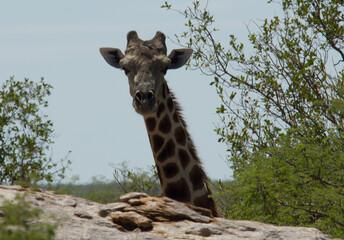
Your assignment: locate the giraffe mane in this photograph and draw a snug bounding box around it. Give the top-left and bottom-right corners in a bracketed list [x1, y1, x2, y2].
[170, 90, 218, 216]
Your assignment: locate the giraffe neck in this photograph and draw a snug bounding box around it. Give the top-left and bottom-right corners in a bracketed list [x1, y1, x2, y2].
[143, 82, 217, 216]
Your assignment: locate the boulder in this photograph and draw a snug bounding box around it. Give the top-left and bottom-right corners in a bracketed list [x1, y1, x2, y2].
[0, 185, 334, 240]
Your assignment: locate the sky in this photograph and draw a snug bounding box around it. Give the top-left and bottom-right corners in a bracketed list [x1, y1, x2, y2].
[0, 0, 279, 183]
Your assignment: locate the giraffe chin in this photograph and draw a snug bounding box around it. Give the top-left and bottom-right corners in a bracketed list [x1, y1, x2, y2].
[132, 100, 158, 116]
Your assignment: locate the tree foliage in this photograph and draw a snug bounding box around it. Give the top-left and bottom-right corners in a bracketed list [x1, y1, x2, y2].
[0, 77, 70, 186]
[163, 0, 344, 237]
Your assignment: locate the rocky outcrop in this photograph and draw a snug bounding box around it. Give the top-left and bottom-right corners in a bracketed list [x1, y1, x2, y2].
[0, 185, 333, 240]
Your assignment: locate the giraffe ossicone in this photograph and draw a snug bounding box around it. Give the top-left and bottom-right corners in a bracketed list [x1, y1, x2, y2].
[100, 31, 218, 217]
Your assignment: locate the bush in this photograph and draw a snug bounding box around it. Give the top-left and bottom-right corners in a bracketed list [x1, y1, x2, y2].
[0, 194, 56, 240]
[0, 77, 71, 186]
[218, 127, 344, 237]
[163, 0, 344, 237]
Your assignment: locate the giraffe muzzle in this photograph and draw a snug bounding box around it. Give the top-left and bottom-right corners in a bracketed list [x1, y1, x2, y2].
[133, 90, 157, 114]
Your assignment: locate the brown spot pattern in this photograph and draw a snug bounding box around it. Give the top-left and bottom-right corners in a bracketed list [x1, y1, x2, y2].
[158, 114, 172, 134]
[173, 112, 179, 122]
[178, 149, 190, 169]
[152, 135, 164, 152]
[190, 165, 205, 191]
[167, 97, 173, 112]
[145, 117, 156, 132]
[174, 127, 186, 146]
[193, 194, 211, 209]
[162, 162, 179, 178]
[165, 177, 191, 202]
[157, 139, 175, 163]
[162, 83, 166, 99]
[157, 103, 165, 119]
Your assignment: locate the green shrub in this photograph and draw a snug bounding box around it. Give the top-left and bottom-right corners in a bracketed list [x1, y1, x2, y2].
[217, 128, 344, 237]
[0, 194, 56, 240]
[163, 0, 344, 237]
[0, 77, 71, 186]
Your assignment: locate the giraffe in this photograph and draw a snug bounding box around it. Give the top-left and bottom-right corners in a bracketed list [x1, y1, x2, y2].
[100, 31, 217, 217]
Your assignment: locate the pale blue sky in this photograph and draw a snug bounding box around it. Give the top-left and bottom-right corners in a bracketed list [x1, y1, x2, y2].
[0, 1, 279, 182]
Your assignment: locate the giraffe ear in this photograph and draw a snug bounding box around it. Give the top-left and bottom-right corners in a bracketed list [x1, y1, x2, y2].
[99, 47, 124, 69]
[167, 48, 193, 69]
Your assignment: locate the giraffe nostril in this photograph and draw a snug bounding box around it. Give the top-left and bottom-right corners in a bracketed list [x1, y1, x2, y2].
[135, 90, 155, 105]
[147, 90, 155, 102]
[135, 91, 143, 102]
[135, 91, 143, 106]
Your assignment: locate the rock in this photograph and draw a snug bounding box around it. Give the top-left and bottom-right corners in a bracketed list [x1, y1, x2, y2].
[0, 185, 334, 240]
[0, 185, 24, 191]
[110, 211, 153, 231]
[62, 198, 77, 207]
[131, 196, 212, 223]
[99, 202, 131, 217]
[185, 224, 224, 237]
[119, 192, 149, 202]
[35, 196, 45, 201]
[128, 198, 144, 206]
[74, 210, 93, 219]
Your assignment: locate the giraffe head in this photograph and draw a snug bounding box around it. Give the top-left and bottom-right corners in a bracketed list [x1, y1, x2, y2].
[100, 31, 193, 115]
